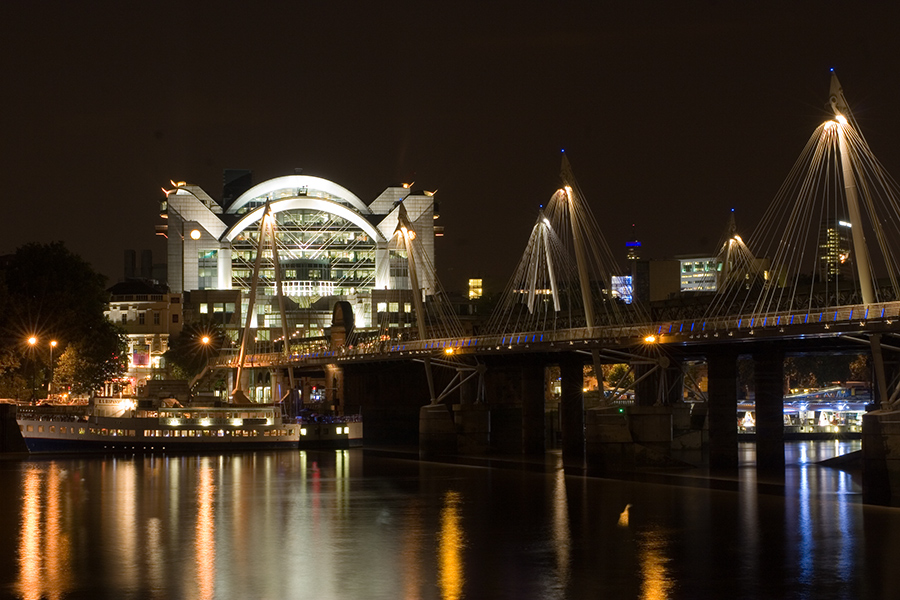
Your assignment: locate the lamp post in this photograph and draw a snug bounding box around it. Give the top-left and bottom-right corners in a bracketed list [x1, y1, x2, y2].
[27, 336, 37, 402]
[49, 340, 57, 397]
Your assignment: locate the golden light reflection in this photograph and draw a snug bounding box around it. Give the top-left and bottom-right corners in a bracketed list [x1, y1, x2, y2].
[146, 517, 164, 596]
[44, 464, 71, 599]
[438, 490, 465, 600]
[195, 462, 216, 600]
[111, 459, 138, 590]
[17, 467, 42, 600]
[638, 529, 674, 600]
[551, 467, 571, 589]
[16, 465, 72, 600]
[618, 504, 632, 527]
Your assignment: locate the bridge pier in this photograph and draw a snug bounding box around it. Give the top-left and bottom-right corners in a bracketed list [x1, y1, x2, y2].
[634, 362, 657, 406]
[707, 349, 739, 470]
[559, 356, 585, 464]
[478, 359, 548, 454]
[453, 366, 491, 455]
[754, 346, 785, 473]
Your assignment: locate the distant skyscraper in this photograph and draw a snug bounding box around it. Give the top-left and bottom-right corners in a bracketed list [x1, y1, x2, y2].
[818, 218, 852, 281]
[626, 224, 641, 262]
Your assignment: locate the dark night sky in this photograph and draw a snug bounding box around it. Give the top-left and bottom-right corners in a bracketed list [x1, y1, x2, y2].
[3, 1, 900, 294]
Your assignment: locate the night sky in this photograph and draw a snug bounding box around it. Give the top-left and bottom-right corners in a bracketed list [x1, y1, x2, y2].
[4, 2, 900, 294]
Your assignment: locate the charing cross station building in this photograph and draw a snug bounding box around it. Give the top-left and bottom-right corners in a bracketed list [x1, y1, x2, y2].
[123, 172, 440, 397]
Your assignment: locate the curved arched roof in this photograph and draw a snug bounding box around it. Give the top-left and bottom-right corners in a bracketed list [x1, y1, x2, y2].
[226, 175, 370, 215]
[222, 197, 386, 243]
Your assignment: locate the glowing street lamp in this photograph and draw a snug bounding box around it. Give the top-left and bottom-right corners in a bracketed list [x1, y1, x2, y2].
[27, 336, 37, 401]
[49, 340, 57, 396]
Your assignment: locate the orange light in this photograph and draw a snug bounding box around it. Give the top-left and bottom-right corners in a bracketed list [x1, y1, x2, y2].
[28, 336, 37, 346]
[644, 335, 657, 343]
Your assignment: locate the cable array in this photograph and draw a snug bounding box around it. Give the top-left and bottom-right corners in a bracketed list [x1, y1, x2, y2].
[486, 154, 647, 336]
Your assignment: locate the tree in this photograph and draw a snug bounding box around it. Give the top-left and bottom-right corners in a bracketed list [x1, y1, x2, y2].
[0, 242, 125, 397]
[49, 315, 127, 396]
[163, 320, 226, 380]
[849, 354, 870, 382]
[603, 363, 634, 390]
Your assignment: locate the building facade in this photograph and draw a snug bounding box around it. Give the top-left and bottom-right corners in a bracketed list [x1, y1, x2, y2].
[158, 174, 438, 350]
[105, 280, 183, 394]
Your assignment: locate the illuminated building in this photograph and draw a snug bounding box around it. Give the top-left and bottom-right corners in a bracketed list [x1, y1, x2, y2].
[468, 278, 483, 300]
[818, 219, 852, 282]
[611, 275, 633, 304]
[157, 173, 438, 346]
[105, 279, 183, 394]
[677, 256, 720, 292]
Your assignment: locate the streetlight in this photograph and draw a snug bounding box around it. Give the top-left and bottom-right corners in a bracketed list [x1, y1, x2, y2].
[49, 340, 57, 397]
[27, 336, 37, 402]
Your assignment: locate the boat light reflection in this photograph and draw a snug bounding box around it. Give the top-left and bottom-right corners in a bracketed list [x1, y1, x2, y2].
[438, 490, 465, 600]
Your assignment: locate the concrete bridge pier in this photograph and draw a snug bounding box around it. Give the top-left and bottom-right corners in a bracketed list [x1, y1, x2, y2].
[754, 346, 785, 473]
[559, 355, 585, 464]
[419, 403, 458, 457]
[633, 362, 658, 406]
[707, 349, 739, 470]
[453, 367, 490, 455]
[476, 359, 548, 455]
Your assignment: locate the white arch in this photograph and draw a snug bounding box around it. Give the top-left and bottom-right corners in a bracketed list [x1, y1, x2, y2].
[223, 197, 387, 242]
[226, 175, 371, 215]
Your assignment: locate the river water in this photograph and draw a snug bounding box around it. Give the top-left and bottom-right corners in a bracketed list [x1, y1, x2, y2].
[1, 441, 898, 600]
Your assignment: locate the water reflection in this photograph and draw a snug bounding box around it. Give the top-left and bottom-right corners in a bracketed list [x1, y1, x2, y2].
[438, 490, 464, 600]
[551, 466, 571, 592]
[16, 464, 71, 600]
[637, 529, 673, 600]
[2, 443, 896, 599]
[195, 459, 216, 600]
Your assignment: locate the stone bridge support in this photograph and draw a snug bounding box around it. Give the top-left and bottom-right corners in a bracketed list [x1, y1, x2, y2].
[754, 346, 785, 473]
[479, 358, 547, 455]
[559, 355, 585, 464]
[707, 349, 738, 470]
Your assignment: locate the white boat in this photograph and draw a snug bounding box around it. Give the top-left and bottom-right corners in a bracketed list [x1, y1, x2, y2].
[15, 397, 361, 453]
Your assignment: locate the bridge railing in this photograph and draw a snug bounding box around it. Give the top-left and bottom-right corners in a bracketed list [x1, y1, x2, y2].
[210, 300, 900, 368]
[654, 300, 900, 339]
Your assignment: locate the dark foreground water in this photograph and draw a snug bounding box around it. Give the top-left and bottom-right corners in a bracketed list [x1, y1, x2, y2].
[1, 441, 898, 600]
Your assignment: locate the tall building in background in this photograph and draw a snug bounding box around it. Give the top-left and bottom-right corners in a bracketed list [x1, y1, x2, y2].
[818, 218, 852, 282]
[468, 278, 483, 300]
[626, 224, 641, 263]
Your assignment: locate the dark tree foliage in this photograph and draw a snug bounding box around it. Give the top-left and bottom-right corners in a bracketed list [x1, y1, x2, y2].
[0, 241, 126, 397]
[163, 320, 226, 379]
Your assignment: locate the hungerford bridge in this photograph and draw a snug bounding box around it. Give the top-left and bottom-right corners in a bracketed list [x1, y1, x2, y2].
[209, 73, 900, 501]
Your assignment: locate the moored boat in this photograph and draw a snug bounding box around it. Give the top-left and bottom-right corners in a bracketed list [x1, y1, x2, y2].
[15, 396, 360, 453]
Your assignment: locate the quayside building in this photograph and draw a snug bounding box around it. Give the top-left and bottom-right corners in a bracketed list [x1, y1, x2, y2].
[157, 172, 439, 359]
